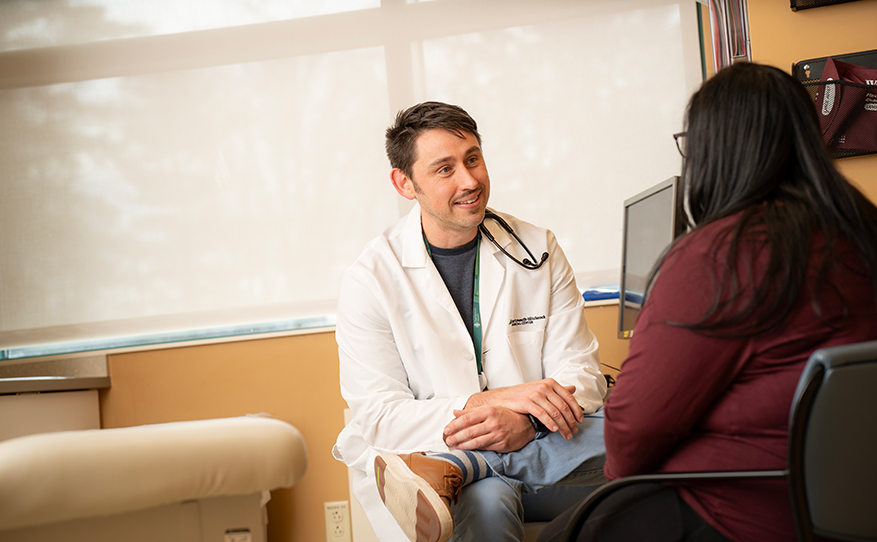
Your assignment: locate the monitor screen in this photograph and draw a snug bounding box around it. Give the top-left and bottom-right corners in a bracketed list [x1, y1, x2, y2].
[618, 176, 686, 339]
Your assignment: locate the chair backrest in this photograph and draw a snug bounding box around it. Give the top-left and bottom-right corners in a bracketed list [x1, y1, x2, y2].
[787, 340, 877, 542]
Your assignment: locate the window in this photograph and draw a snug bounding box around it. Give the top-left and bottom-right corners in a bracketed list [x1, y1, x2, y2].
[0, 0, 702, 359]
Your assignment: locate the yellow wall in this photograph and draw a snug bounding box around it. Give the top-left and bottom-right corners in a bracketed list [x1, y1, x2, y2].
[97, 3, 877, 541]
[98, 306, 629, 542]
[585, 303, 630, 379]
[100, 331, 349, 542]
[748, 0, 877, 200]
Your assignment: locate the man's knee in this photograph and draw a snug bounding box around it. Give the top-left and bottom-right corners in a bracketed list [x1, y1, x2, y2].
[451, 477, 524, 541]
[455, 477, 522, 517]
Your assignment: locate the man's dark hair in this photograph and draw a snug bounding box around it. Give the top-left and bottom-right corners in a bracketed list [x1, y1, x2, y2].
[385, 101, 482, 179]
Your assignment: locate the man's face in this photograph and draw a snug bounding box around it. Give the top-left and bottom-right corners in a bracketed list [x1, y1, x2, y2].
[392, 128, 490, 248]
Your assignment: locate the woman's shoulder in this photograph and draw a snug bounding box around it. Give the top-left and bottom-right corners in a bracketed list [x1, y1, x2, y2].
[654, 211, 771, 305]
[664, 213, 749, 264]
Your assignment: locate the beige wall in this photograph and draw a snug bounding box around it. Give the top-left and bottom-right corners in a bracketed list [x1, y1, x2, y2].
[97, 3, 877, 541]
[584, 303, 630, 379]
[748, 0, 877, 200]
[100, 331, 349, 542]
[98, 306, 629, 542]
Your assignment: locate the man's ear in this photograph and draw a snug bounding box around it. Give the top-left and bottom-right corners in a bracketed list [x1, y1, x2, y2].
[390, 168, 416, 201]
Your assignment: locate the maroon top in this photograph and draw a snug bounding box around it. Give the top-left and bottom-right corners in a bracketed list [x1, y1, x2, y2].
[604, 213, 877, 542]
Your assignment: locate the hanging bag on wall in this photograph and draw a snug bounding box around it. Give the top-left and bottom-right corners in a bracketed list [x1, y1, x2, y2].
[812, 57, 877, 157]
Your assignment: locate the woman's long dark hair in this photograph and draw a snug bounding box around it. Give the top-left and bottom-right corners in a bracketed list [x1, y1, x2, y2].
[648, 62, 877, 336]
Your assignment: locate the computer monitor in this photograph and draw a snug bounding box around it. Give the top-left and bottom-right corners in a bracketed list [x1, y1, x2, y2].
[618, 176, 686, 339]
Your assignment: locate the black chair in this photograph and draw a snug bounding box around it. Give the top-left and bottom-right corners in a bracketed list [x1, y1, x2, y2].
[559, 340, 877, 542]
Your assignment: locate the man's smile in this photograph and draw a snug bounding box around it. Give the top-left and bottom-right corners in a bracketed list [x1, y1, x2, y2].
[455, 191, 481, 207]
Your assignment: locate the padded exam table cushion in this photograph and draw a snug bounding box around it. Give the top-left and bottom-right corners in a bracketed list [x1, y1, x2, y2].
[0, 416, 307, 532]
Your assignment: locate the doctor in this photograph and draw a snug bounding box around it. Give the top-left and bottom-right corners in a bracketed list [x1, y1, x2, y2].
[333, 101, 607, 542]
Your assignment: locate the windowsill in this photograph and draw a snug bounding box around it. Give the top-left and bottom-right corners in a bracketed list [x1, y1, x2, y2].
[1, 314, 336, 362]
[2, 293, 618, 362]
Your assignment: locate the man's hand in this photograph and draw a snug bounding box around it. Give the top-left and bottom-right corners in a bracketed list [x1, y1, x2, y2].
[463, 379, 584, 440]
[443, 405, 535, 452]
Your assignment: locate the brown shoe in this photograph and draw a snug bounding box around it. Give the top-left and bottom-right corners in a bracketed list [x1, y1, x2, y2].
[375, 452, 463, 542]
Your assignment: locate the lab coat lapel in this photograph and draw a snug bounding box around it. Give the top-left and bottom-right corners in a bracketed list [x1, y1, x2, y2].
[401, 203, 463, 320]
[479, 213, 511, 336]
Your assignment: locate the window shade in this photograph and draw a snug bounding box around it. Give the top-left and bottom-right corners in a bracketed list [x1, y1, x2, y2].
[0, 0, 703, 358]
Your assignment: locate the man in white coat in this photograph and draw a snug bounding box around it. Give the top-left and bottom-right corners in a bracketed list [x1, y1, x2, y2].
[333, 102, 607, 542]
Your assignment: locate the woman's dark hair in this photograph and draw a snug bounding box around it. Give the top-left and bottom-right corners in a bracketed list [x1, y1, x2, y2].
[385, 101, 481, 179]
[649, 62, 877, 336]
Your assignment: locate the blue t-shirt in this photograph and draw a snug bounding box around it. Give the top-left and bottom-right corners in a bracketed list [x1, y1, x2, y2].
[426, 235, 477, 339]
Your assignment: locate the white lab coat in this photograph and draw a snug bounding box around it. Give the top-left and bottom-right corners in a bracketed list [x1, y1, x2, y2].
[332, 204, 605, 541]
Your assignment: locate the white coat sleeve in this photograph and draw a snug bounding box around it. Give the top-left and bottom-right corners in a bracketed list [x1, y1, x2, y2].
[540, 232, 606, 414]
[336, 265, 469, 455]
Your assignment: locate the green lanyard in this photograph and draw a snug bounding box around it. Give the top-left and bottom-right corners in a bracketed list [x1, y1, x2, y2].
[472, 234, 483, 375]
[424, 232, 484, 377]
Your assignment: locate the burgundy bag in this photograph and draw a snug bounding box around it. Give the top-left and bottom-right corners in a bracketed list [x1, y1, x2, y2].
[812, 57, 877, 156]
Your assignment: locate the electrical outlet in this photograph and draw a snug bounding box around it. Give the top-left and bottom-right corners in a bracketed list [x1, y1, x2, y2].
[324, 501, 351, 542]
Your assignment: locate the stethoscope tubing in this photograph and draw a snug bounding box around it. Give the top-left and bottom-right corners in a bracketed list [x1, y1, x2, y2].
[479, 209, 549, 270]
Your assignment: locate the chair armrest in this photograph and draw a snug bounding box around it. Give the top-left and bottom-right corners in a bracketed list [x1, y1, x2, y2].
[559, 470, 787, 542]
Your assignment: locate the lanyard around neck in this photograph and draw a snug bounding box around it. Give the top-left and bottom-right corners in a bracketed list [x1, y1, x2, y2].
[423, 232, 483, 376]
[472, 234, 483, 375]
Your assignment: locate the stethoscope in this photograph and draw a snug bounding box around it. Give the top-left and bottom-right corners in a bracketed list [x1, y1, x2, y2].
[479, 209, 549, 270]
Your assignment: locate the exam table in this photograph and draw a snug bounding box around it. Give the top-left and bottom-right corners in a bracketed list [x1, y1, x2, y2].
[0, 415, 308, 542]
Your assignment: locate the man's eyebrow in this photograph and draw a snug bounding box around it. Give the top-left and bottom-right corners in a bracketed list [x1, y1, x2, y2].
[426, 146, 482, 171]
[427, 155, 454, 171]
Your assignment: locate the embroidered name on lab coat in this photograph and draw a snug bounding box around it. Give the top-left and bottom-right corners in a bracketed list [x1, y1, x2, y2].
[509, 315, 546, 327]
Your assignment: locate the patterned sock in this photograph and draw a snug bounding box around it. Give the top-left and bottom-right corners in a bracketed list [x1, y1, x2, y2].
[427, 450, 495, 486]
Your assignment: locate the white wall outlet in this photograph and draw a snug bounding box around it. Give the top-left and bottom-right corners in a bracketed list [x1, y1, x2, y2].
[324, 501, 351, 542]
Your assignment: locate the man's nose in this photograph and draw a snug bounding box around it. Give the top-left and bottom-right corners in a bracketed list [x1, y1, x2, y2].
[456, 165, 479, 189]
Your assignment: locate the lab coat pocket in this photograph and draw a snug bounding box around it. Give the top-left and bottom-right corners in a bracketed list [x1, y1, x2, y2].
[507, 329, 545, 367]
